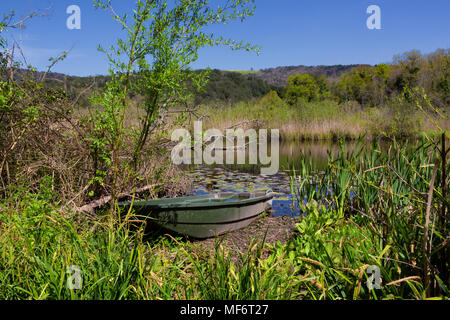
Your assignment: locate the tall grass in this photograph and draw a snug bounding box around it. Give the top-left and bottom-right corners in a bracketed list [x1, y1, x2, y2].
[199, 97, 445, 141]
[286, 136, 449, 299]
[187, 238, 299, 299]
[0, 177, 299, 300]
[1, 137, 447, 300]
[0, 178, 147, 299]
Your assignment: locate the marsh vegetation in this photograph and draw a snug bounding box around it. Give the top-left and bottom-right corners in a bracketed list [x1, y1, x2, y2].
[0, 1, 448, 300]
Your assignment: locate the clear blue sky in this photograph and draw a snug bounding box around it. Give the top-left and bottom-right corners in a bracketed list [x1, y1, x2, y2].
[1, 0, 449, 76]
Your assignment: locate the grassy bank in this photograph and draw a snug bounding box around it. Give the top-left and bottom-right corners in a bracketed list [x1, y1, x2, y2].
[1, 0, 447, 302]
[1, 136, 447, 300]
[199, 94, 447, 141]
[0, 182, 298, 299]
[285, 136, 449, 299]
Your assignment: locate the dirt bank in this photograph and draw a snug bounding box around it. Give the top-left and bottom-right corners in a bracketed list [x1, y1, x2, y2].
[190, 215, 299, 259]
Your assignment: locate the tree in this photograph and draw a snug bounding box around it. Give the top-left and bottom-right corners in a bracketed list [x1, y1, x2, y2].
[374, 63, 391, 80]
[421, 49, 450, 109]
[90, 0, 259, 222]
[333, 65, 391, 107]
[284, 73, 318, 104]
[390, 50, 424, 93]
[370, 63, 391, 105]
[311, 73, 329, 99]
[334, 66, 372, 105]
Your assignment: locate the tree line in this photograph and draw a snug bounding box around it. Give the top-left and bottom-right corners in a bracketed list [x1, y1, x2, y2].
[283, 49, 449, 111]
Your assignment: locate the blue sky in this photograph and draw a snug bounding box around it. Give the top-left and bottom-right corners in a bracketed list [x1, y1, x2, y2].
[1, 0, 449, 76]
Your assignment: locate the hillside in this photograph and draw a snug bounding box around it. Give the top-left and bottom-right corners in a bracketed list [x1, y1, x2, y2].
[193, 69, 280, 104]
[253, 64, 368, 86]
[12, 68, 282, 105]
[10, 64, 366, 105]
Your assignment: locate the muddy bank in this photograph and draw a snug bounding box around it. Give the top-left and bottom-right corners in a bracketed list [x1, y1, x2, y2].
[190, 215, 299, 259]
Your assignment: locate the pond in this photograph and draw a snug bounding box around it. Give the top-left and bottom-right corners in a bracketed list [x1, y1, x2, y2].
[186, 140, 364, 217]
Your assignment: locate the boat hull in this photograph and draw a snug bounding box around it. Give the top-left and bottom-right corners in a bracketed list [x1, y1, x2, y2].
[119, 192, 273, 238]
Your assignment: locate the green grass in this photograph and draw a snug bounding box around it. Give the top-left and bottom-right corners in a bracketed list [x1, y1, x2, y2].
[199, 95, 446, 141]
[283, 136, 449, 299]
[0, 178, 298, 300]
[1, 136, 448, 300]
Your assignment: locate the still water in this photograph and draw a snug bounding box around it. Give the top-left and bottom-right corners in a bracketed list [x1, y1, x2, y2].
[186, 140, 364, 217]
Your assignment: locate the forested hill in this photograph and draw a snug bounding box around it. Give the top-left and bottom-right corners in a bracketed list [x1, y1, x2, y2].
[12, 68, 282, 105]
[252, 64, 368, 87]
[11, 64, 364, 105]
[193, 69, 280, 104]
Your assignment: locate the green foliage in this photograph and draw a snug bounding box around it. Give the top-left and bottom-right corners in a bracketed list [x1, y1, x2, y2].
[193, 69, 278, 104]
[333, 49, 449, 112]
[16, 69, 278, 109]
[0, 180, 144, 299]
[375, 63, 391, 80]
[253, 90, 287, 118]
[311, 73, 329, 99]
[86, 0, 260, 216]
[388, 92, 422, 137]
[259, 90, 284, 108]
[391, 50, 424, 91]
[334, 65, 378, 106]
[189, 239, 298, 299]
[284, 73, 319, 104]
[288, 206, 380, 299]
[285, 137, 449, 299]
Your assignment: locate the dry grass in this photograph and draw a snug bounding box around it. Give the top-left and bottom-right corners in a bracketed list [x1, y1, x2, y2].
[198, 99, 447, 141]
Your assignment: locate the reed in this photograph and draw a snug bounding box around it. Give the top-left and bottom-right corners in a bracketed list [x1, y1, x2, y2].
[286, 135, 449, 299]
[199, 99, 444, 141]
[0, 179, 298, 300]
[1, 137, 447, 300]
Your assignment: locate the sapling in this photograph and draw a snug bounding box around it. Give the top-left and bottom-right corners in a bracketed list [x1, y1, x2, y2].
[90, 0, 260, 224]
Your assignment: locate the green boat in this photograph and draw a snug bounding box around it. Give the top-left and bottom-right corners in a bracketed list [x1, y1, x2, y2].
[118, 190, 274, 238]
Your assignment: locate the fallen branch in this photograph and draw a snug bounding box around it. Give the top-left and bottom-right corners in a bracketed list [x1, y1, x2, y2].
[78, 184, 159, 215]
[225, 119, 263, 130]
[386, 276, 422, 286]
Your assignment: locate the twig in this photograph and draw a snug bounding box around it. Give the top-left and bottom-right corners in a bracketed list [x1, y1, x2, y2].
[78, 184, 159, 214]
[386, 276, 422, 286]
[422, 159, 438, 296]
[70, 78, 97, 109]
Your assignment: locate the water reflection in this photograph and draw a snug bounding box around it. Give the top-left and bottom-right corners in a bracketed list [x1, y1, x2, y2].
[187, 141, 350, 216]
[187, 139, 411, 217]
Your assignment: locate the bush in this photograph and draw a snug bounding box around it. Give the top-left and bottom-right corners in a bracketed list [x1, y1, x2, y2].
[284, 74, 319, 104]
